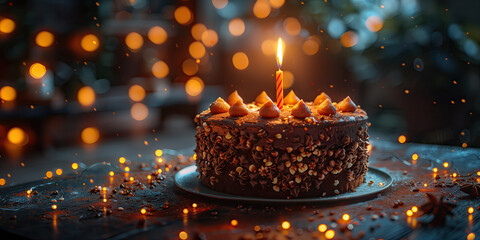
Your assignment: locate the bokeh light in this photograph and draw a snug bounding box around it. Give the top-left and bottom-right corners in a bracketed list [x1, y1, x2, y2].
[0, 18, 15, 34]
[325, 230, 335, 239]
[46, 171, 53, 178]
[269, 0, 285, 8]
[189, 41, 206, 59]
[340, 31, 358, 48]
[201, 29, 218, 47]
[0, 86, 17, 101]
[253, 0, 271, 19]
[318, 224, 327, 232]
[212, 0, 228, 9]
[128, 85, 146, 102]
[29, 63, 47, 79]
[131, 103, 149, 121]
[174, 6, 192, 25]
[179, 231, 188, 240]
[261, 39, 276, 56]
[228, 18, 245, 37]
[0, 178, 5, 186]
[152, 61, 169, 79]
[302, 37, 320, 55]
[283, 70, 294, 89]
[281, 221, 290, 230]
[366, 16, 384, 32]
[125, 32, 143, 51]
[284, 17, 301, 36]
[7, 127, 28, 146]
[182, 59, 199, 76]
[81, 34, 100, 52]
[232, 52, 249, 70]
[56, 168, 63, 176]
[81, 127, 100, 144]
[185, 77, 204, 97]
[72, 163, 78, 170]
[398, 135, 406, 144]
[78, 86, 96, 107]
[191, 23, 207, 40]
[35, 31, 54, 48]
[148, 26, 167, 45]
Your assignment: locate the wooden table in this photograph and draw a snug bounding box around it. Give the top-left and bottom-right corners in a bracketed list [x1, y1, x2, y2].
[0, 139, 479, 240]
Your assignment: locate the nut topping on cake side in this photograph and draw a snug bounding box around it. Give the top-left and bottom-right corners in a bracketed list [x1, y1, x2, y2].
[194, 91, 369, 199]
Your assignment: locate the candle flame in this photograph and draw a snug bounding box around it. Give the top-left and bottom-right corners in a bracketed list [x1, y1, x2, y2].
[277, 38, 283, 69]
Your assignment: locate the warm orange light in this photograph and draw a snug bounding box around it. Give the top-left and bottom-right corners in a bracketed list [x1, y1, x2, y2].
[128, 85, 146, 102]
[230, 219, 238, 226]
[189, 41, 206, 59]
[406, 210, 413, 216]
[212, 0, 228, 9]
[148, 26, 167, 45]
[0, 86, 17, 101]
[253, 0, 271, 19]
[35, 31, 54, 47]
[140, 208, 147, 214]
[51, 204, 57, 210]
[192, 203, 197, 208]
[0, 18, 15, 34]
[269, 0, 285, 8]
[46, 171, 53, 178]
[443, 162, 449, 168]
[0, 178, 5, 186]
[152, 60, 169, 79]
[182, 59, 199, 76]
[185, 77, 204, 97]
[174, 6, 192, 25]
[125, 32, 143, 51]
[125, 166, 130, 172]
[56, 169, 63, 176]
[191, 23, 207, 40]
[228, 18, 245, 37]
[155, 149, 163, 157]
[342, 214, 350, 221]
[365, 16, 384, 32]
[452, 172, 457, 177]
[325, 229, 335, 239]
[201, 29, 218, 47]
[398, 135, 406, 144]
[340, 31, 358, 48]
[277, 38, 283, 68]
[131, 103, 149, 121]
[78, 86, 96, 107]
[284, 17, 301, 36]
[81, 127, 100, 144]
[109, 171, 114, 177]
[81, 34, 100, 52]
[183, 208, 189, 214]
[72, 163, 79, 170]
[232, 52, 249, 70]
[303, 37, 320, 56]
[281, 221, 290, 230]
[468, 207, 474, 214]
[29, 63, 47, 79]
[467, 233, 475, 240]
[179, 231, 188, 240]
[432, 167, 438, 173]
[318, 224, 327, 232]
[119, 157, 126, 164]
[412, 206, 418, 213]
[412, 153, 418, 160]
[7, 127, 28, 146]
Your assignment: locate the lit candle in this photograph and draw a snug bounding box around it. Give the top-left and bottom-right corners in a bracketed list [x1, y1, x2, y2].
[276, 38, 284, 109]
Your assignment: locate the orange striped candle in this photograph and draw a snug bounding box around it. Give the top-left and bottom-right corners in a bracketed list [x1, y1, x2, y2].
[276, 38, 284, 109]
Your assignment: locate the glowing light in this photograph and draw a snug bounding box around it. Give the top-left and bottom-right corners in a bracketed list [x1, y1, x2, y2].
[119, 157, 126, 164]
[398, 135, 406, 144]
[152, 61, 169, 78]
[125, 32, 143, 51]
[185, 77, 204, 97]
[281, 221, 290, 230]
[467, 232, 475, 240]
[189, 41, 206, 59]
[212, 0, 228, 9]
[81, 34, 100, 52]
[406, 210, 413, 216]
[412, 206, 418, 213]
[342, 214, 350, 221]
[468, 207, 474, 214]
[174, 6, 192, 25]
[125, 166, 130, 172]
[0, 178, 5, 186]
[72, 163, 78, 170]
[155, 149, 163, 157]
[78, 86, 96, 107]
[283, 70, 294, 89]
[109, 171, 114, 177]
[131, 103, 149, 121]
[183, 208, 189, 214]
[140, 208, 147, 214]
[0, 18, 15, 34]
[29, 63, 47, 79]
[7, 127, 28, 146]
[81, 127, 100, 144]
[231, 219, 238, 226]
[179, 231, 188, 240]
[432, 168, 438, 173]
[261, 39, 276, 56]
[182, 59, 198, 76]
[191, 23, 207, 40]
[232, 52, 249, 70]
[325, 229, 335, 239]
[365, 16, 384, 32]
[52, 204, 57, 210]
[284, 17, 301, 36]
[253, 0, 271, 19]
[147, 175, 152, 180]
[102, 187, 107, 191]
[128, 85, 146, 102]
[269, 0, 285, 8]
[277, 38, 283, 67]
[228, 18, 245, 37]
[318, 224, 327, 232]
[103, 198, 107, 203]
[56, 169, 63, 176]
[35, 31, 54, 47]
[453, 172, 457, 177]
[477, 171, 480, 176]
[46, 171, 53, 178]
[201, 29, 218, 47]
[192, 203, 197, 208]
[462, 143, 468, 148]
[302, 37, 320, 55]
[157, 158, 163, 163]
[443, 162, 449, 168]
[148, 26, 167, 45]
[340, 31, 358, 48]
[0, 86, 17, 101]
[412, 153, 418, 160]
[129, 177, 134, 182]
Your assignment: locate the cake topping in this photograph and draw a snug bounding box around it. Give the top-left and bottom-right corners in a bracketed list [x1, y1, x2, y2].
[284, 90, 300, 105]
[227, 90, 243, 106]
[316, 99, 337, 116]
[255, 91, 272, 106]
[259, 100, 280, 118]
[337, 96, 357, 112]
[314, 92, 332, 106]
[209, 97, 230, 114]
[229, 100, 249, 117]
[291, 100, 311, 118]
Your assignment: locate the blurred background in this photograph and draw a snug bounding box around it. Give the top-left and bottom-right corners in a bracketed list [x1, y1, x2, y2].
[0, 0, 479, 185]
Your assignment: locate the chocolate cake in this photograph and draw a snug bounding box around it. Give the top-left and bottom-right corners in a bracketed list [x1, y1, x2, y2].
[194, 90, 369, 199]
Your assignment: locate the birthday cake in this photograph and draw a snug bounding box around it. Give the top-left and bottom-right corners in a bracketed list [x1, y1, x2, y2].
[194, 90, 369, 199]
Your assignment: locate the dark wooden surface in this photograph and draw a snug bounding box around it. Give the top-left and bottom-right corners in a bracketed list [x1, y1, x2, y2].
[0, 138, 479, 240]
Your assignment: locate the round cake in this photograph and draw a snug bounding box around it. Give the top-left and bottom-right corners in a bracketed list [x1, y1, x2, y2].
[194, 90, 369, 199]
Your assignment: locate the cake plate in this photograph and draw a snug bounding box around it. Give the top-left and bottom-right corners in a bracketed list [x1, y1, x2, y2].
[175, 165, 393, 204]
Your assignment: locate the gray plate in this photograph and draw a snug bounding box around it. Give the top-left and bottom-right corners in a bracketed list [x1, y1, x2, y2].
[175, 165, 393, 203]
